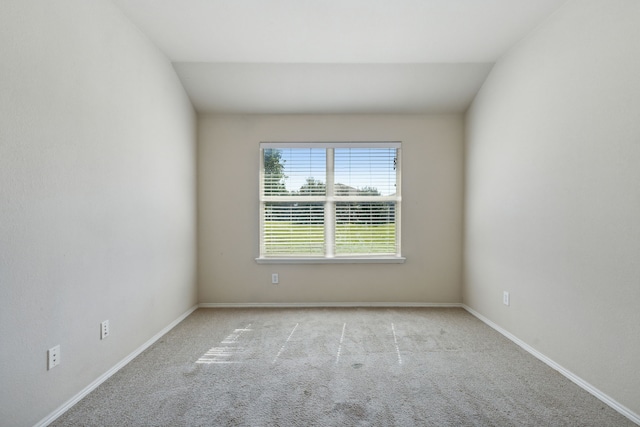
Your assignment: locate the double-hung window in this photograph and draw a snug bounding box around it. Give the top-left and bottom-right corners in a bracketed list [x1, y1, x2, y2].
[257, 142, 403, 263]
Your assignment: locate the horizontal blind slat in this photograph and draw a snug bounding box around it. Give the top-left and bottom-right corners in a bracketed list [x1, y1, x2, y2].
[263, 202, 325, 256]
[335, 201, 397, 255]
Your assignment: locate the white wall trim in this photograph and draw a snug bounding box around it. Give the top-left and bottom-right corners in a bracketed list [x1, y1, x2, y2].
[35, 305, 199, 427]
[462, 305, 640, 426]
[199, 302, 462, 308]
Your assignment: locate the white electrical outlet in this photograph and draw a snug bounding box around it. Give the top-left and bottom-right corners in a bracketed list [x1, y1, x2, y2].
[48, 345, 60, 370]
[503, 291, 510, 306]
[101, 320, 110, 340]
[271, 273, 279, 284]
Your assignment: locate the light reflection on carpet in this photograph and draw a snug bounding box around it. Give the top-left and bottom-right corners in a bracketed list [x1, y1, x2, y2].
[272, 323, 299, 363]
[196, 324, 252, 364]
[196, 321, 406, 366]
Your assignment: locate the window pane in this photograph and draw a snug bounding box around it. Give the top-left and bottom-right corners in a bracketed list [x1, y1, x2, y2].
[263, 148, 288, 195]
[335, 202, 396, 254]
[263, 148, 326, 196]
[334, 148, 397, 196]
[263, 203, 325, 255]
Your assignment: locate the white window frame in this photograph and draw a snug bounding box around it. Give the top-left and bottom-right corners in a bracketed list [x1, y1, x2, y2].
[256, 142, 405, 264]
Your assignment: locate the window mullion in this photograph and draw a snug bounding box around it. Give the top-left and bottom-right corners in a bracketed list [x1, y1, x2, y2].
[325, 148, 335, 258]
[259, 149, 265, 257]
[395, 148, 401, 257]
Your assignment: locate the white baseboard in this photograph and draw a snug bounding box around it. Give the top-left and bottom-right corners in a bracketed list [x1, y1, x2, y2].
[462, 305, 640, 426]
[199, 302, 463, 308]
[36, 305, 199, 427]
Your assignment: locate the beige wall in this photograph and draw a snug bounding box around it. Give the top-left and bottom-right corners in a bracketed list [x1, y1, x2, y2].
[198, 114, 464, 304]
[465, 0, 640, 417]
[0, 1, 197, 425]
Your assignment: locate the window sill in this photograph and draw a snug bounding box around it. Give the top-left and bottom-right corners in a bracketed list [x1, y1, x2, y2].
[255, 256, 406, 264]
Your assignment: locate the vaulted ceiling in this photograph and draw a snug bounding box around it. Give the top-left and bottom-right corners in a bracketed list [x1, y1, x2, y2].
[111, 0, 568, 114]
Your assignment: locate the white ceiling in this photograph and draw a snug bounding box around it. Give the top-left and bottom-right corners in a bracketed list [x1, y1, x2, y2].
[111, 0, 568, 114]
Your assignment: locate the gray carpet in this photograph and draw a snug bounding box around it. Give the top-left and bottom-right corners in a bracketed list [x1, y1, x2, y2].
[51, 308, 635, 426]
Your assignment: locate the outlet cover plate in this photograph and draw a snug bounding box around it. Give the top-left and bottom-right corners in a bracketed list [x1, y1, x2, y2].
[101, 320, 110, 339]
[48, 345, 60, 370]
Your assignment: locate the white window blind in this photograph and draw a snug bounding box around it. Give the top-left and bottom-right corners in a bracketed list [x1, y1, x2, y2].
[259, 142, 401, 261]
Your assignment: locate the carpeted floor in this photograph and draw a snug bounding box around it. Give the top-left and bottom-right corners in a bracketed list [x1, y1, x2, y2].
[51, 308, 635, 426]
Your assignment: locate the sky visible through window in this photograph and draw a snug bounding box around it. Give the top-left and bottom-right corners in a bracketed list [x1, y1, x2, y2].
[279, 148, 397, 196]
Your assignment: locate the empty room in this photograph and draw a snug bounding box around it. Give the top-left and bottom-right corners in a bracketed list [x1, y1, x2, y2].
[1, 0, 639, 426]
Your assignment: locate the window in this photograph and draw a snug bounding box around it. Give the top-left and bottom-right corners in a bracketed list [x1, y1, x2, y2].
[257, 142, 403, 263]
